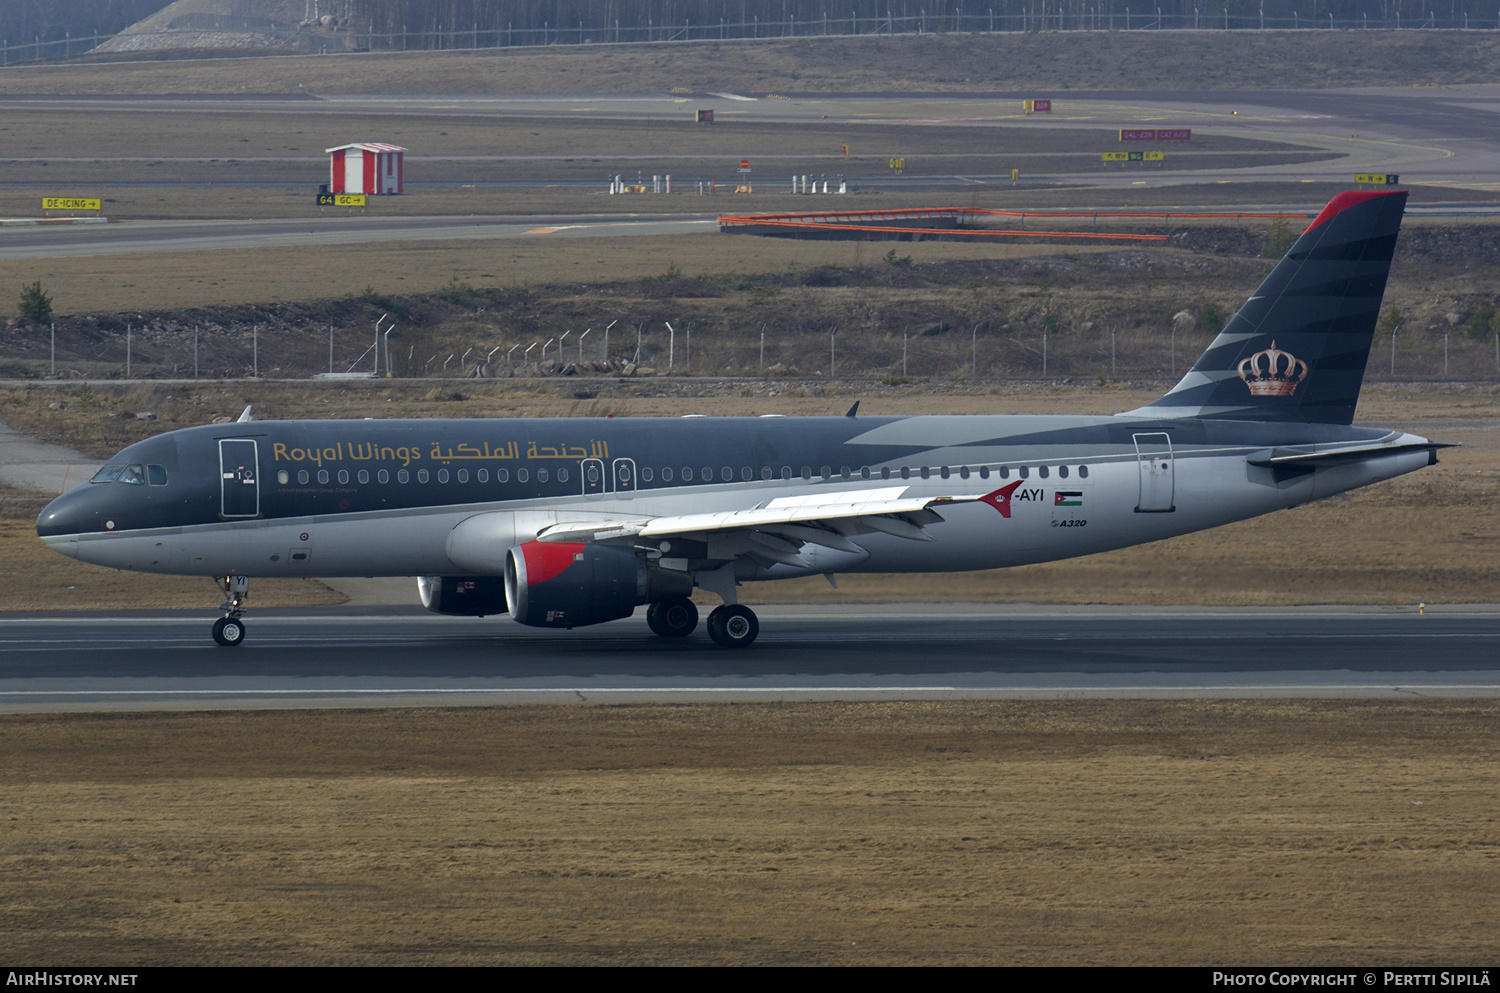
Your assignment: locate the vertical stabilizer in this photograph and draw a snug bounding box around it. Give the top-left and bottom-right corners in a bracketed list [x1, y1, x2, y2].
[1127, 190, 1407, 425]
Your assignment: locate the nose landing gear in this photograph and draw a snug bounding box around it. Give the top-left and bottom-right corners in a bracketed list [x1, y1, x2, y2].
[212, 575, 249, 646]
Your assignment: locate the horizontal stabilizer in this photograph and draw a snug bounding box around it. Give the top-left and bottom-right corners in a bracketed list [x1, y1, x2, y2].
[1247, 442, 1450, 468]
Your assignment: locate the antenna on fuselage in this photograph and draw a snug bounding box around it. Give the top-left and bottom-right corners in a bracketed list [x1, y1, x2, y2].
[237, 405, 253, 423]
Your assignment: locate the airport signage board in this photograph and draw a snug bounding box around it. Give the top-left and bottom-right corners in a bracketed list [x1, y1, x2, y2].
[1119, 129, 1191, 141]
[1354, 173, 1401, 185]
[1024, 99, 1052, 113]
[1102, 151, 1165, 162]
[317, 194, 367, 206]
[42, 198, 101, 210]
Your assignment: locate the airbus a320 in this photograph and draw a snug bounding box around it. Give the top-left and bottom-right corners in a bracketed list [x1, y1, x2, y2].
[37, 190, 1441, 648]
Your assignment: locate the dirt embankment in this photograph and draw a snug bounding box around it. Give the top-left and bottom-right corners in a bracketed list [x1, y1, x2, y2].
[6, 220, 1499, 383]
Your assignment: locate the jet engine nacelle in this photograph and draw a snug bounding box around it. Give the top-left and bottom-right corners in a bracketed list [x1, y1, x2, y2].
[504, 540, 693, 628]
[417, 575, 508, 616]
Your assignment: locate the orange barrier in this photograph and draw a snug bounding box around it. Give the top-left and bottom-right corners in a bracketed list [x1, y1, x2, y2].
[717, 206, 1305, 242]
[721, 217, 1169, 241]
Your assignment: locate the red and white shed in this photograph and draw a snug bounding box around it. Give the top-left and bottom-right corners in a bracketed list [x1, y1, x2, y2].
[326, 142, 406, 195]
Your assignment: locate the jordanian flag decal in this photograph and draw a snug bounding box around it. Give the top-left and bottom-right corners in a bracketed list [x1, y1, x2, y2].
[1054, 491, 1083, 507]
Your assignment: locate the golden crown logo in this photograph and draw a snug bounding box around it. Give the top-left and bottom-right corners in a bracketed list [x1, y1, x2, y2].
[1237, 340, 1309, 397]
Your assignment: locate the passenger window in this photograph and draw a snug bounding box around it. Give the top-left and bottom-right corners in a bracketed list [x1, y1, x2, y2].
[900, 466, 909, 480]
[1079, 465, 1089, 479]
[437, 469, 449, 484]
[979, 466, 990, 479]
[517, 469, 529, 483]
[1039, 466, 1049, 479]
[299, 470, 309, 485]
[418, 469, 428, 483]
[881, 467, 891, 480]
[318, 470, 330, 484]
[398, 469, 409, 484]
[557, 468, 569, 483]
[379, 469, 389, 484]
[682, 467, 693, 481]
[496, 469, 509, 483]
[338, 470, 350, 484]
[920, 466, 931, 479]
[476, 469, 487, 483]
[358, 470, 370, 484]
[939, 466, 950, 479]
[959, 466, 970, 479]
[641, 467, 654, 482]
[662, 467, 674, 482]
[536, 468, 548, 483]
[1019, 466, 1030, 479]
[999, 467, 1010, 479]
[1059, 466, 1069, 479]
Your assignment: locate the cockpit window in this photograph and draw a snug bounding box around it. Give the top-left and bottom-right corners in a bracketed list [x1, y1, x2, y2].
[92, 464, 149, 484]
[147, 465, 168, 486]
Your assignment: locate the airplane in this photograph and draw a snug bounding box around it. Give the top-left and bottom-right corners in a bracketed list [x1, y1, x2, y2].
[36, 190, 1442, 648]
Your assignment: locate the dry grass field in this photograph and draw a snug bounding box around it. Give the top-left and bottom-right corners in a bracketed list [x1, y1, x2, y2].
[4, 700, 1498, 966]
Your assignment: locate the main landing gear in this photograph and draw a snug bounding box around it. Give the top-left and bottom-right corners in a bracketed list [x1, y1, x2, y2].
[212, 574, 249, 647]
[707, 604, 759, 648]
[646, 597, 699, 638]
[646, 597, 760, 647]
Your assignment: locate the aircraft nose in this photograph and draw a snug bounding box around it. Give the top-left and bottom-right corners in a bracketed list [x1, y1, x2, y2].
[36, 487, 95, 556]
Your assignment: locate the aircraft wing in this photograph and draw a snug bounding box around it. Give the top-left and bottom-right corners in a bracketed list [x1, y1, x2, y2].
[533, 486, 982, 559]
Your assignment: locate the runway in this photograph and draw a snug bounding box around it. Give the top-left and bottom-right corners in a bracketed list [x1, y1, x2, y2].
[2, 604, 1496, 712]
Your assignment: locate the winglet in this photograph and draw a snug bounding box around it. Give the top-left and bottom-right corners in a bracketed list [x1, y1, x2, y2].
[845, 401, 860, 418]
[236, 404, 253, 423]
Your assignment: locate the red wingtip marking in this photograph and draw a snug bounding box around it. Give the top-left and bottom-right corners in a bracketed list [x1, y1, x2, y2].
[979, 480, 1024, 519]
[1301, 190, 1403, 235]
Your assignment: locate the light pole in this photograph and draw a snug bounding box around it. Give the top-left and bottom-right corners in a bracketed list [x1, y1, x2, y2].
[604, 320, 617, 363]
[579, 327, 591, 363]
[373, 314, 387, 376]
[665, 321, 676, 368]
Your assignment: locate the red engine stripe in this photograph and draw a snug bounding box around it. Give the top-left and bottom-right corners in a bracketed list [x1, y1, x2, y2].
[521, 541, 585, 585]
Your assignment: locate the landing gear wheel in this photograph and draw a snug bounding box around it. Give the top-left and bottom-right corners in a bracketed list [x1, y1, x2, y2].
[647, 597, 699, 638]
[707, 604, 759, 648]
[212, 616, 245, 647]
